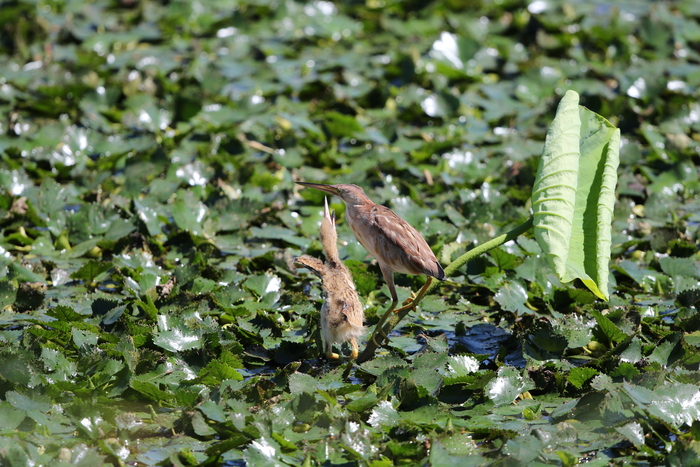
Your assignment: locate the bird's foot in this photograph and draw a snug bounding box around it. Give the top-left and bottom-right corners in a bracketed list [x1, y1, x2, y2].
[398, 292, 418, 312]
[326, 350, 340, 360]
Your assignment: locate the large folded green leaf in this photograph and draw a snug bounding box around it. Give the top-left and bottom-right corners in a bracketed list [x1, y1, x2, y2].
[532, 91, 620, 300]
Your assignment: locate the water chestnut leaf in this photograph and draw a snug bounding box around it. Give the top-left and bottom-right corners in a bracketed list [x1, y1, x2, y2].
[251, 226, 311, 249]
[489, 248, 519, 271]
[5, 391, 52, 413]
[47, 305, 87, 321]
[567, 367, 598, 389]
[615, 421, 645, 448]
[289, 372, 317, 394]
[191, 410, 217, 437]
[172, 194, 208, 237]
[153, 327, 202, 352]
[590, 309, 627, 347]
[72, 328, 99, 348]
[487, 367, 535, 407]
[502, 434, 542, 464]
[494, 280, 531, 314]
[8, 262, 46, 284]
[243, 436, 288, 467]
[648, 333, 681, 367]
[429, 32, 481, 78]
[0, 351, 37, 385]
[659, 256, 700, 279]
[197, 360, 244, 385]
[0, 403, 26, 430]
[323, 111, 365, 139]
[244, 273, 282, 299]
[346, 392, 379, 413]
[199, 400, 227, 423]
[0, 281, 16, 308]
[1, 1, 699, 464]
[71, 260, 113, 283]
[444, 355, 480, 385]
[133, 199, 165, 237]
[367, 400, 401, 428]
[129, 380, 175, 403]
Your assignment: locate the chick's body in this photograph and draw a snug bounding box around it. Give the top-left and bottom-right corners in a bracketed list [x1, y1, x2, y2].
[318, 261, 364, 359]
[294, 198, 364, 359]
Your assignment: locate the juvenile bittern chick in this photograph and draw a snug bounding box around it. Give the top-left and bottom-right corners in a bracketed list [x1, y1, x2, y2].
[296, 182, 445, 346]
[294, 197, 364, 359]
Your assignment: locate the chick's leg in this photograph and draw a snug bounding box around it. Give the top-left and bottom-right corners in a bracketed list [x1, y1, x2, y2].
[349, 338, 358, 360]
[325, 342, 340, 360]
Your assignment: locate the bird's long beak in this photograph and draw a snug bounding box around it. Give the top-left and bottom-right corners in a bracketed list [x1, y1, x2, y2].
[296, 182, 341, 197]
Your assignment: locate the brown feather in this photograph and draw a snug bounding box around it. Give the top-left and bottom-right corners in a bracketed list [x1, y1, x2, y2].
[296, 182, 445, 304]
[294, 196, 364, 359]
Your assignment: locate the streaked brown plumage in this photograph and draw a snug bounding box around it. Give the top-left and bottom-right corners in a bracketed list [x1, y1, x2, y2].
[294, 197, 364, 359]
[296, 182, 445, 346]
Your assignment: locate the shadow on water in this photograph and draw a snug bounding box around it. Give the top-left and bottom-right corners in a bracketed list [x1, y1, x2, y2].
[451, 323, 525, 368]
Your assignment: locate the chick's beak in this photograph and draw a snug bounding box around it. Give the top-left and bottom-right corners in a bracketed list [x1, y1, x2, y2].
[323, 197, 336, 227]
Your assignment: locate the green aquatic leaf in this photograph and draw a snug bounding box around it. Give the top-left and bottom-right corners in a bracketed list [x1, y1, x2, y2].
[0, 281, 17, 308]
[494, 280, 531, 314]
[444, 355, 480, 385]
[71, 260, 113, 283]
[72, 328, 99, 348]
[367, 400, 401, 428]
[486, 367, 535, 407]
[532, 91, 580, 284]
[0, 0, 698, 464]
[323, 111, 364, 138]
[532, 90, 619, 300]
[591, 309, 626, 346]
[171, 196, 207, 237]
[567, 367, 598, 389]
[129, 380, 175, 403]
[0, 402, 26, 430]
[502, 434, 542, 464]
[199, 400, 227, 423]
[152, 325, 202, 353]
[615, 422, 644, 448]
[288, 372, 317, 394]
[196, 360, 244, 385]
[429, 32, 481, 78]
[0, 351, 37, 385]
[659, 256, 700, 278]
[243, 436, 289, 467]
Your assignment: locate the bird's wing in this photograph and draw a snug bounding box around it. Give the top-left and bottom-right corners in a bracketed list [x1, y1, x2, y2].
[369, 204, 445, 279]
[293, 255, 324, 278]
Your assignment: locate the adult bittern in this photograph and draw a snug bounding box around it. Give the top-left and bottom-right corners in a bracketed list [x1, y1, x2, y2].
[294, 197, 364, 359]
[296, 182, 445, 346]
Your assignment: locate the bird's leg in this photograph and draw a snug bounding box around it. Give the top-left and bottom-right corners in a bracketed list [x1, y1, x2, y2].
[349, 337, 359, 360]
[370, 276, 435, 348]
[325, 342, 339, 360]
[393, 277, 433, 315]
[369, 267, 398, 348]
[369, 300, 397, 348]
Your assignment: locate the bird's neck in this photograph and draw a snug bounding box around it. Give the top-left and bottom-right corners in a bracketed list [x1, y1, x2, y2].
[325, 249, 341, 264]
